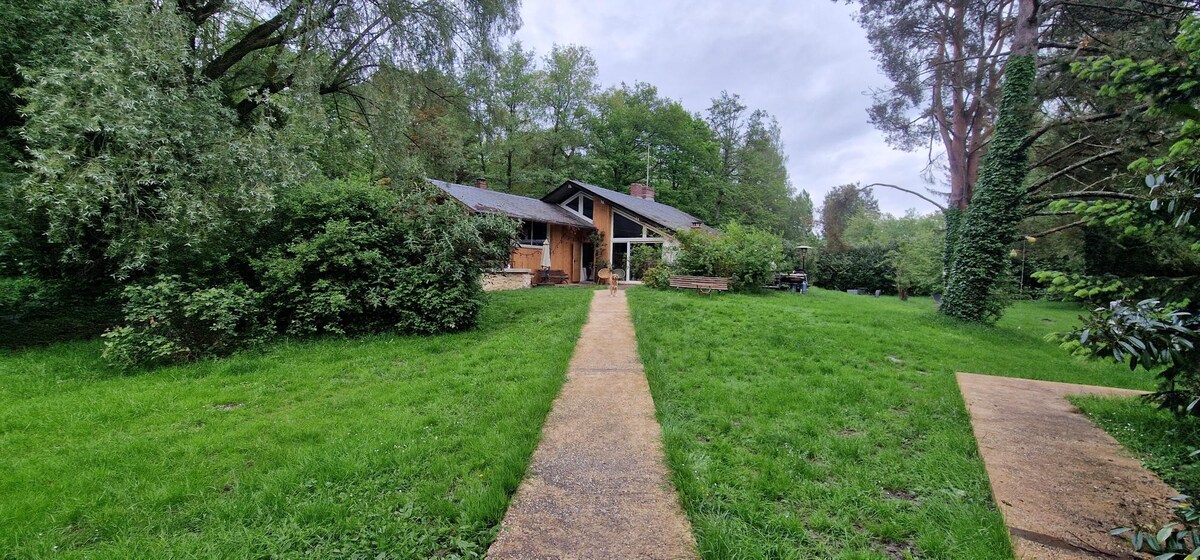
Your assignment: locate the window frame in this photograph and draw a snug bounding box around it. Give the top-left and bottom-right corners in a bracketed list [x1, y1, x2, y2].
[610, 210, 666, 241]
[560, 193, 595, 223]
[517, 220, 549, 247]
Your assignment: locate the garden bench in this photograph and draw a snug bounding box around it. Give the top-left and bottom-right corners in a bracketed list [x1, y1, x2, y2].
[535, 268, 570, 286]
[669, 275, 730, 295]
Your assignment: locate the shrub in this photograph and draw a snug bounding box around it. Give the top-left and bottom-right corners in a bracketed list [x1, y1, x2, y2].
[673, 222, 783, 291]
[1, 276, 117, 348]
[0, 276, 54, 319]
[1060, 299, 1199, 416]
[102, 276, 270, 369]
[255, 179, 516, 336]
[813, 246, 896, 293]
[641, 265, 671, 289]
[630, 244, 662, 280]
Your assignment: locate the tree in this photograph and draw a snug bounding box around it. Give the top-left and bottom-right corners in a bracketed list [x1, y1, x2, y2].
[941, 0, 1040, 322]
[727, 110, 793, 234]
[821, 184, 880, 252]
[780, 190, 817, 244]
[472, 42, 541, 194]
[844, 211, 945, 298]
[9, 0, 520, 281]
[706, 91, 747, 220]
[538, 44, 599, 181]
[16, 5, 304, 281]
[848, 0, 1018, 210]
[1, 0, 111, 177]
[584, 82, 722, 222]
[586, 83, 660, 190]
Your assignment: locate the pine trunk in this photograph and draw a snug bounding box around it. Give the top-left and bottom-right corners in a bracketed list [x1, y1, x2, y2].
[941, 0, 1039, 322]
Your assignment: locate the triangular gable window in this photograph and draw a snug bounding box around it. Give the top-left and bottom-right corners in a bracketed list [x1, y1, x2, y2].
[562, 193, 594, 221]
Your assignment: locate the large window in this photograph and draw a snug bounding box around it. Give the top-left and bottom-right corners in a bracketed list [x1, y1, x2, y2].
[563, 194, 594, 220]
[519, 221, 548, 245]
[610, 241, 663, 281]
[613, 212, 644, 238]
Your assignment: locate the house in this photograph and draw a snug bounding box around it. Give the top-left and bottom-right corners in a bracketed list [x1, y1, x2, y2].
[431, 178, 710, 284]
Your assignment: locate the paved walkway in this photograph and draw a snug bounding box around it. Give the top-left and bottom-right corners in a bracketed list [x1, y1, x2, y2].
[957, 372, 1178, 559]
[488, 290, 698, 560]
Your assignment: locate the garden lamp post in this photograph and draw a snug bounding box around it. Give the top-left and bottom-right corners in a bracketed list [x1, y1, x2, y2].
[798, 245, 811, 271]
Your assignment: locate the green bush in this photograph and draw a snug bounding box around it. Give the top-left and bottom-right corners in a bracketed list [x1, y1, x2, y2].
[641, 265, 671, 289]
[255, 179, 516, 336]
[0, 276, 54, 318]
[1, 276, 117, 348]
[673, 222, 783, 291]
[630, 244, 662, 280]
[102, 276, 270, 369]
[813, 246, 896, 293]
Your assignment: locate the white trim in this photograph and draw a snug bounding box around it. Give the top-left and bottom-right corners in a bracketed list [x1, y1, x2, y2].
[611, 208, 667, 240]
[608, 239, 667, 282]
[559, 193, 595, 223]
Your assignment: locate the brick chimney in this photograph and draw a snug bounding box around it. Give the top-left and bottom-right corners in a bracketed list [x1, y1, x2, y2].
[629, 182, 655, 201]
[475, 178, 488, 190]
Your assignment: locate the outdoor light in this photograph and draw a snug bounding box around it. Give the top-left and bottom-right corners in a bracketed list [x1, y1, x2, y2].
[798, 245, 812, 271]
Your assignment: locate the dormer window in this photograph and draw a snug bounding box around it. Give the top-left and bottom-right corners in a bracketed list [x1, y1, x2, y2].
[562, 193, 594, 221]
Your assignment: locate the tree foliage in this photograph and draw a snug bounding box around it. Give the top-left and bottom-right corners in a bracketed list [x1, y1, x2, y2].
[847, 0, 1018, 209]
[17, 4, 303, 280]
[820, 184, 879, 252]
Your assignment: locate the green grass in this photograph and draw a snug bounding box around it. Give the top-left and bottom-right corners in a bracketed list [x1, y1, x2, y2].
[627, 287, 1150, 560]
[1072, 395, 1200, 497]
[0, 288, 593, 559]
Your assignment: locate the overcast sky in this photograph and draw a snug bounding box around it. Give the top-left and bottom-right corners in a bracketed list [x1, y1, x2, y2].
[513, 0, 943, 217]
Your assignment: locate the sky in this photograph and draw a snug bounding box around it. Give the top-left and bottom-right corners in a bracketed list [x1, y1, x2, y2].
[513, 0, 943, 217]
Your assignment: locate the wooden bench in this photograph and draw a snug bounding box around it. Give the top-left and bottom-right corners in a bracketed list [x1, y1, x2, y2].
[669, 275, 730, 295]
[535, 268, 570, 286]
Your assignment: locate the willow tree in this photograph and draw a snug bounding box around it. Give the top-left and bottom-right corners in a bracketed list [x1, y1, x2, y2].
[13, 0, 520, 281]
[941, 0, 1040, 322]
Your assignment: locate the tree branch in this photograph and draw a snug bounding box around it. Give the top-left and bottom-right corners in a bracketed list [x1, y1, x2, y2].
[863, 183, 947, 211]
[1020, 106, 1145, 150]
[1025, 219, 1088, 239]
[1025, 147, 1124, 194]
[1027, 190, 1142, 204]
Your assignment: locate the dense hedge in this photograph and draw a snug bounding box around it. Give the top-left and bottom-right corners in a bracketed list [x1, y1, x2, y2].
[671, 223, 784, 291]
[102, 277, 270, 368]
[1, 277, 117, 348]
[100, 179, 518, 368]
[812, 246, 896, 293]
[254, 180, 515, 335]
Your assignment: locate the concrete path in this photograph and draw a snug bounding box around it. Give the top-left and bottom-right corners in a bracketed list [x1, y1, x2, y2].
[957, 372, 1179, 559]
[488, 290, 697, 560]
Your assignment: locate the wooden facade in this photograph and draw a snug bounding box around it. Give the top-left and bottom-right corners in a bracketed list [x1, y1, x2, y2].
[509, 224, 591, 283]
[434, 178, 708, 284]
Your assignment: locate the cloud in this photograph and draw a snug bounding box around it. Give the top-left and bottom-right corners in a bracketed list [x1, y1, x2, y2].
[515, 0, 942, 216]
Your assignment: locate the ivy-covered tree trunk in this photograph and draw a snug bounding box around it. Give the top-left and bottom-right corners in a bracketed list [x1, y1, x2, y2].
[941, 0, 1039, 322]
[940, 207, 963, 291]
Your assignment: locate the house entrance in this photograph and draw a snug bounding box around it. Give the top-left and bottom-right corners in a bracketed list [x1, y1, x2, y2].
[581, 242, 595, 282]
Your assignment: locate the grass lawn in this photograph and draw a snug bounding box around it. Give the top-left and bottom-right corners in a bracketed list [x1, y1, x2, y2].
[628, 287, 1150, 560]
[0, 288, 592, 559]
[1072, 395, 1200, 497]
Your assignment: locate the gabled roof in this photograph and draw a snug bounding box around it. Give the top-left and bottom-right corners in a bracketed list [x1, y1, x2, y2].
[430, 179, 594, 229]
[543, 180, 710, 233]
